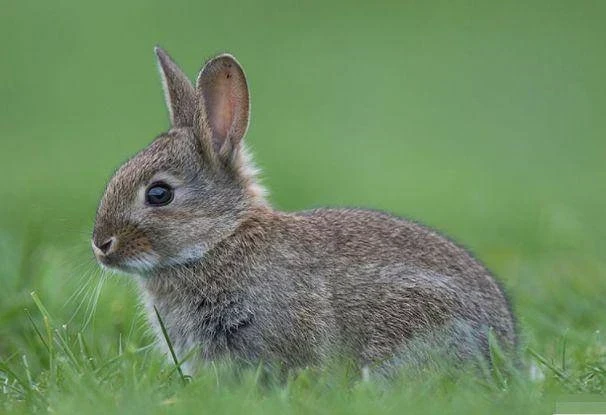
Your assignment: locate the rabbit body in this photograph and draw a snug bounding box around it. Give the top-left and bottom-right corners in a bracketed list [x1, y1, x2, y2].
[93, 47, 516, 373]
[142, 207, 515, 371]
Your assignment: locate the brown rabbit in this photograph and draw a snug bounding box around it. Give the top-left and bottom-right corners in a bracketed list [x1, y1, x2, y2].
[92, 47, 516, 375]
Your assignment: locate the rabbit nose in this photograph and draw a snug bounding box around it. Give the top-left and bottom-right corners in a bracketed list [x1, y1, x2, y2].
[92, 236, 117, 256]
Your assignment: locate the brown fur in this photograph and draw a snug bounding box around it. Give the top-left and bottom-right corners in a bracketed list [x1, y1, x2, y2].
[93, 47, 516, 374]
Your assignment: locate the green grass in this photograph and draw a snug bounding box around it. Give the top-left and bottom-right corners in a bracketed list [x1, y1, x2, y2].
[1, 0, 606, 413]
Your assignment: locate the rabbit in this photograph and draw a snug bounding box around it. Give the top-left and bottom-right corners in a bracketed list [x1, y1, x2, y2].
[92, 46, 516, 376]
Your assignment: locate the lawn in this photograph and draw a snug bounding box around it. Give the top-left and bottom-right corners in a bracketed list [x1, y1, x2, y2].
[1, 1, 605, 413]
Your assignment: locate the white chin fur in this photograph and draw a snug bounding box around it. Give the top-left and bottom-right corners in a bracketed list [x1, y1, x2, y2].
[106, 245, 206, 275]
[120, 252, 161, 274]
[166, 244, 207, 266]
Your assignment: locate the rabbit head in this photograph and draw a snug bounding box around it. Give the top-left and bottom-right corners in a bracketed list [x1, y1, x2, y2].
[92, 47, 265, 274]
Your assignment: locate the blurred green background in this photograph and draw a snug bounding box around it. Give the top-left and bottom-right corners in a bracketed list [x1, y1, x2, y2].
[2, 0, 604, 247]
[1, 0, 606, 412]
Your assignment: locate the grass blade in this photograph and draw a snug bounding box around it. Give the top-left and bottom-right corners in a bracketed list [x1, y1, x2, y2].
[24, 308, 49, 352]
[153, 306, 188, 385]
[528, 348, 570, 383]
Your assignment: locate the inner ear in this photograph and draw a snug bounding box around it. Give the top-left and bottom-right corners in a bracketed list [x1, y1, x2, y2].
[195, 54, 250, 156]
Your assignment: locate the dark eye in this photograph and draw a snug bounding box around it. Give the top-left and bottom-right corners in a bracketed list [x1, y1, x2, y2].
[145, 182, 174, 206]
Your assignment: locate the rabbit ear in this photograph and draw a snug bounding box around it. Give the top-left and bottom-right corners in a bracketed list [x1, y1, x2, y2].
[155, 46, 196, 128]
[194, 54, 250, 159]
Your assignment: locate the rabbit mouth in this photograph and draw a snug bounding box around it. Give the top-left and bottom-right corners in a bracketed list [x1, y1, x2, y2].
[96, 251, 160, 275]
[92, 229, 160, 274]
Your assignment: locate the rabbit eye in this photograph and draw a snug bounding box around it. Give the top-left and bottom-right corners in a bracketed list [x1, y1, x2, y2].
[145, 182, 174, 206]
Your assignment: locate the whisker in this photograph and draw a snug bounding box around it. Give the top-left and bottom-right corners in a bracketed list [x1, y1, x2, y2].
[82, 272, 107, 330]
[63, 264, 98, 308]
